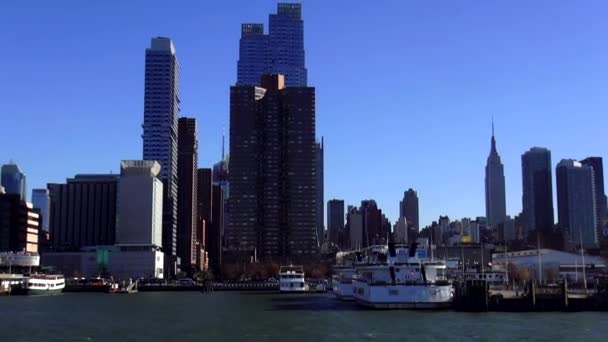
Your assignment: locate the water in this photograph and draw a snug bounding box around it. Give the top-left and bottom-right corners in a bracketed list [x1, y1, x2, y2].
[1, 292, 607, 341]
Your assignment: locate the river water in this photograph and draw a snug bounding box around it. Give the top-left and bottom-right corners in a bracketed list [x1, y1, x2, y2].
[1, 291, 607, 341]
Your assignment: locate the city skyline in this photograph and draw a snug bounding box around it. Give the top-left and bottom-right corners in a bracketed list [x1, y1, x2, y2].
[2, 1, 608, 227]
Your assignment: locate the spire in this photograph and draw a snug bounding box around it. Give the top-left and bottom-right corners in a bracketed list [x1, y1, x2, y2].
[490, 116, 497, 155]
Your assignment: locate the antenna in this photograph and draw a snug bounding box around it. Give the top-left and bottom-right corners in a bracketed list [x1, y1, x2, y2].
[491, 115, 495, 137]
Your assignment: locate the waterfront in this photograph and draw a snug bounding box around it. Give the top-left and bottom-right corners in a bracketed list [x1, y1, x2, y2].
[1, 292, 608, 341]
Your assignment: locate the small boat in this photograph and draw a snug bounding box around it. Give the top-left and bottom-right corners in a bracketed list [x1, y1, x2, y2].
[279, 266, 306, 293]
[352, 242, 454, 309]
[13, 274, 65, 295]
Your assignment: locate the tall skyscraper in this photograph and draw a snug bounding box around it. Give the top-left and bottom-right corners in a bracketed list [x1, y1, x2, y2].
[237, 3, 307, 86]
[399, 188, 420, 233]
[142, 37, 180, 261]
[316, 138, 324, 246]
[581, 157, 607, 240]
[556, 159, 597, 248]
[209, 185, 224, 276]
[347, 206, 364, 249]
[116, 161, 163, 247]
[48, 174, 119, 251]
[360, 200, 387, 246]
[327, 199, 344, 245]
[177, 117, 198, 273]
[1, 162, 27, 201]
[0, 194, 39, 252]
[227, 74, 317, 259]
[197, 168, 213, 272]
[31, 188, 50, 232]
[521, 147, 554, 235]
[484, 123, 507, 228]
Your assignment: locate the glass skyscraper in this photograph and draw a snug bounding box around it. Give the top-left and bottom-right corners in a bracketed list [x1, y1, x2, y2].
[142, 37, 180, 261]
[31, 188, 50, 232]
[521, 147, 555, 235]
[1, 163, 27, 201]
[237, 3, 307, 87]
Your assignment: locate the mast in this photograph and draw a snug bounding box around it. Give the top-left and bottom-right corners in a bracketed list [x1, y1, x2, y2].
[579, 229, 587, 292]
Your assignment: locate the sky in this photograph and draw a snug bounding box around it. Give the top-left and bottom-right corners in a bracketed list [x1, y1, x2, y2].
[1, 0, 607, 228]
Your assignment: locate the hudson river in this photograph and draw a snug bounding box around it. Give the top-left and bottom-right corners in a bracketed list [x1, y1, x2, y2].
[1, 292, 607, 341]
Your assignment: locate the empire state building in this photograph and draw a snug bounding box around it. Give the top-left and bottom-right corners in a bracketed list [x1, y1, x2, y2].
[485, 123, 507, 228]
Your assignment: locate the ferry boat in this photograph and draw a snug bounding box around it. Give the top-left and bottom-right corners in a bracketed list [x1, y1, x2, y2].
[14, 274, 65, 295]
[332, 267, 356, 300]
[352, 243, 454, 309]
[279, 266, 306, 293]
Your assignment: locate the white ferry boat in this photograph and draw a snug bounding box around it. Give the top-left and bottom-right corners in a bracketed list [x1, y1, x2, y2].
[332, 267, 356, 300]
[14, 274, 65, 295]
[352, 243, 454, 309]
[279, 266, 306, 293]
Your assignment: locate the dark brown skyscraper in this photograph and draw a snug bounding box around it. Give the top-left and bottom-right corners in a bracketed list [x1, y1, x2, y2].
[197, 168, 213, 271]
[227, 74, 317, 259]
[177, 117, 198, 274]
[399, 188, 420, 239]
[47, 175, 118, 251]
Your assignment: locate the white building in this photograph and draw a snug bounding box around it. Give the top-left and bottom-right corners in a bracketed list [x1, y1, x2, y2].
[117, 160, 163, 247]
[393, 217, 408, 244]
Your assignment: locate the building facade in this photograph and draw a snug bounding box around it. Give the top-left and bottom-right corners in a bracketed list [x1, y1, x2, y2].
[521, 147, 555, 236]
[347, 206, 364, 249]
[581, 157, 607, 242]
[327, 199, 344, 246]
[237, 3, 307, 86]
[0, 194, 39, 253]
[556, 159, 597, 248]
[116, 161, 163, 247]
[485, 126, 507, 228]
[227, 74, 317, 259]
[48, 174, 119, 251]
[197, 168, 213, 260]
[142, 37, 180, 261]
[209, 185, 224, 276]
[316, 138, 324, 246]
[1, 163, 27, 201]
[399, 188, 419, 233]
[177, 117, 198, 273]
[31, 188, 50, 232]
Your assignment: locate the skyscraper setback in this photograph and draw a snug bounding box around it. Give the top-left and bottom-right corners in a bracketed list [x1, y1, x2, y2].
[484, 124, 507, 228]
[142, 37, 180, 264]
[227, 74, 317, 259]
[521, 147, 554, 235]
[237, 3, 307, 86]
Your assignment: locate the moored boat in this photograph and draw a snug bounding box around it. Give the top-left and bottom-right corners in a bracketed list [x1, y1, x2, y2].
[279, 266, 306, 293]
[13, 274, 65, 295]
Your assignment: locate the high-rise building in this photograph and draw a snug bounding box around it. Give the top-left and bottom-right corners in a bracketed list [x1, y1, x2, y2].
[347, 206, 363, 249]
[237, 3, 307, 86]
[316, 138, 324, 246]
[521, 147, 554, 235]
[48, 174, 119, 251]
[393, 217, 408, 244]
[556, 159, 597, 248]
[581, 157, 607, 241]
[31, 188, 50, 232]
[0, 194, 39, 252]
[142, 37, 180, 262]
[327, 199, 344, 245]
[1, 162, 27, 201]
[177, 117, 198, 273]
[116, 161, 163, 247]
[227, 74, 317, 259]
[360, 200, 386, 246]
[209, 185, 224, 276]
[399, 188, 419, 233]
[197, 168, 213, 272]
[485, 124, 507, 228]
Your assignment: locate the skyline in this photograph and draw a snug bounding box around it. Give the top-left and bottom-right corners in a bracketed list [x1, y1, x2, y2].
[2, 1, 608, 228]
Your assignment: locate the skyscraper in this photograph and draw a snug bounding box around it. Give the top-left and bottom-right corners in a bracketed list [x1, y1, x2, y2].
[347, 206, 363, 249]
[521, 147, 554, 235]
[316, 138, 324, 246]
[197, 168, 213, 271]
[116, 160, 163, 247]
[581, 157, 607, 241]
[227, 74, 317, 259]
[327, 199, 344, 245]
[360, 200, 386, 246]
[209, 185, 224, 276]
[236, 3, 307, 86]
[1, 162, 27, 201]
[399, 188, 420, 234]
[48, 174, 119, 251]
[142, 37, 180, 262]
[31, 188, 50, 232]
[484, 123, 507, 228]
[556, 159, 597, 248]
[177, 117, 198, 273]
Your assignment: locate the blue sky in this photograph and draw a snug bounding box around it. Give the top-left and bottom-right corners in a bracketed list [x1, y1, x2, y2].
[1, 0, 607, 227]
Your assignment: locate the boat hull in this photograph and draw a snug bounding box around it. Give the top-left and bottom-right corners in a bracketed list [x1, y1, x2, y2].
[333, 282, 355, 301]
[12, 288, 63, 296]
[353, 281, 453, 309]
